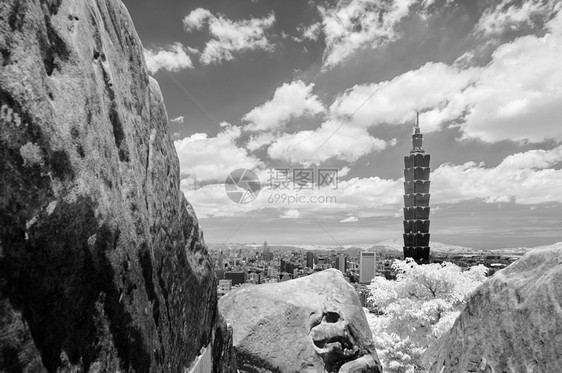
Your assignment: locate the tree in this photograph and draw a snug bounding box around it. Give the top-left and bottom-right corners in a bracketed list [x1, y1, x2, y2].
[366, 259, 487, 372]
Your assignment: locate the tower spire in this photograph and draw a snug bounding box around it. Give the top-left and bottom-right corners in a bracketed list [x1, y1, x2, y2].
[411, 112, 424, 153]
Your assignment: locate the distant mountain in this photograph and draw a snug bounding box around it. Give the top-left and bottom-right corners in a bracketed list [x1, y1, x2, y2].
[208, 241, 562, 255]
[374, 240, 480, 254]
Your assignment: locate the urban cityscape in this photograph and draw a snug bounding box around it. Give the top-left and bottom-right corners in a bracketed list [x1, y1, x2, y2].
[211, 241, 523, 306]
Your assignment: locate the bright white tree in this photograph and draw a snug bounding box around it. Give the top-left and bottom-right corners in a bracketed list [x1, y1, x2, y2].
[366, 259, 488, 373]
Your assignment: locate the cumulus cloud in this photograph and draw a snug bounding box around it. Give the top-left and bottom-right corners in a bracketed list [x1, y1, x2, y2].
[329, 11, 562, 143]
[267, 120, 387, 164]
[174, 124, 262, 185]
[295, 22, 323, 42]
[170, 116, 184, 123]
[432, 145, 562, 205]
[340, 216, 359, 223]
[183, 9, 276, 65]
[475, 0, 560, 36]
[181, 144, 562, 218]
[246, 132, 276, 151]
[280, 209, 301, 219]
[183, 8, 213, 31]
[330, 62, 476, 132]
[316, 0, 456, 68]
[318, 0, 412, 68]
[243, 80, 325, 132]
[454, 13, 562, 142]
[143, 43, 194, 73]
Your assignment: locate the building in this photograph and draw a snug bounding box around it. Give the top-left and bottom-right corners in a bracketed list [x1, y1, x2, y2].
[224, 271, 246, 286]
[306, 251, 314, 268]
[267, 265, 278, 279]
[359, 252, 376, 284]
[335, 254, 347, 273]
[262, 241, 273, 261]
[217, 279, 232, 297]
[247, 272, 261, 284]
[403, 113, 431, 264]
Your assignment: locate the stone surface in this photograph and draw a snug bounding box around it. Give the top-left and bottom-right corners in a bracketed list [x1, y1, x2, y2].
[219, 269, 383, 373]
[424, 244, 562, 373]
[0, 0, 235, 372]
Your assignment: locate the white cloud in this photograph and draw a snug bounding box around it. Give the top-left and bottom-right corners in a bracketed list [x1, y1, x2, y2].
[170, 116, 184, 123]
[183, 9, 276, 65]
[329, 11, 562, 143]
[318, 0, 451, 68]
[181, 170, 403, 219]
[243, 80, 325, 132]
[267, 120, 387, 164]
[180, 145, 562, 219]
[340, 216, 359, 223]
[174, 124, 262, 184]
[476, 0, 560, 36]
[339, 166, 351, 177]
[183, 8, 213, 31]
[432, 145, 562, 205]
[295, 22, 323, 42]
[280, 209, 301, 219]
[330, 62, 476, 132]
[143, 43, 194, 73]
[454, 13, 562, 142]
[246, 132, 276, 151]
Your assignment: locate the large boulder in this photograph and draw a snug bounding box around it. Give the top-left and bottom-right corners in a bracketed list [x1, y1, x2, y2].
[0, 0, 235, 371]
[424, 244, 562, 372]
[219, 269, 383, 373]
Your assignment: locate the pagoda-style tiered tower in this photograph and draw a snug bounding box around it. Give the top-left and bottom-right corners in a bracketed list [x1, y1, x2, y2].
[403, 113, 430, 263]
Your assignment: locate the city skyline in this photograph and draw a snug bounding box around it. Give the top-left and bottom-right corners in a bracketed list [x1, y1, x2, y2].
[124, 0, 562, 249]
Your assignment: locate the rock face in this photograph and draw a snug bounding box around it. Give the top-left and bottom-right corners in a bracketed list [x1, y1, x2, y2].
[219, 269, 383, 373]
[0, 0, 235, 372]
[424, 244, 562, 373]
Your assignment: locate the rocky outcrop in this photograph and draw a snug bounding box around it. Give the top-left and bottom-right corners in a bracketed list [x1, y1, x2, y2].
[0, 0, 234, 372]
[219, 269, 383, 373]
[424, 244, 562, 373]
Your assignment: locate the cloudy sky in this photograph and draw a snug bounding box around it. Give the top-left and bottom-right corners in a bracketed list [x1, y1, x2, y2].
[123, 0, 562, 249]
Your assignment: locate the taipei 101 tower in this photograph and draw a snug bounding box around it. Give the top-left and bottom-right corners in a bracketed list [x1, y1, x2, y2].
[403, 113, 431, 263]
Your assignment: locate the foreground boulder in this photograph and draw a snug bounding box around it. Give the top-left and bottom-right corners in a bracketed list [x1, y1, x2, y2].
[219, 269, 383, 373]
[424, 244, 562, 372]
[0, 0, 234, 371]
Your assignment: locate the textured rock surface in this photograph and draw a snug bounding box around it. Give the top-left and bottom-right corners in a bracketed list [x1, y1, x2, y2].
[219, 269, 383, 373]
[0, 0, 235, 372]
[424, 244, 562, 373]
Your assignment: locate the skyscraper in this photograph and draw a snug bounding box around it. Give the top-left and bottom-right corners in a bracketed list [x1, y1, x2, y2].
[359, 252, 376, 284]
[306, 251, 314, 268]
[262, 241, 273, 261]
[335, 254, 347, 273]
[403, 113, 431, 263]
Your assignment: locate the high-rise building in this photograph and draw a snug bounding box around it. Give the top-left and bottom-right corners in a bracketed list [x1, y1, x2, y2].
[359, 252, 376, 284]
[224, 271, 246, 286]
[306, 252, 314, 268]
[262, 241, 273, 261]
[403, 113, 431, 264]
[335, 254, 347, 273]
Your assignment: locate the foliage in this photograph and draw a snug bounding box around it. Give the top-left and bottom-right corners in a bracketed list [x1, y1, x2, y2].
[366, 259, 487, 372]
